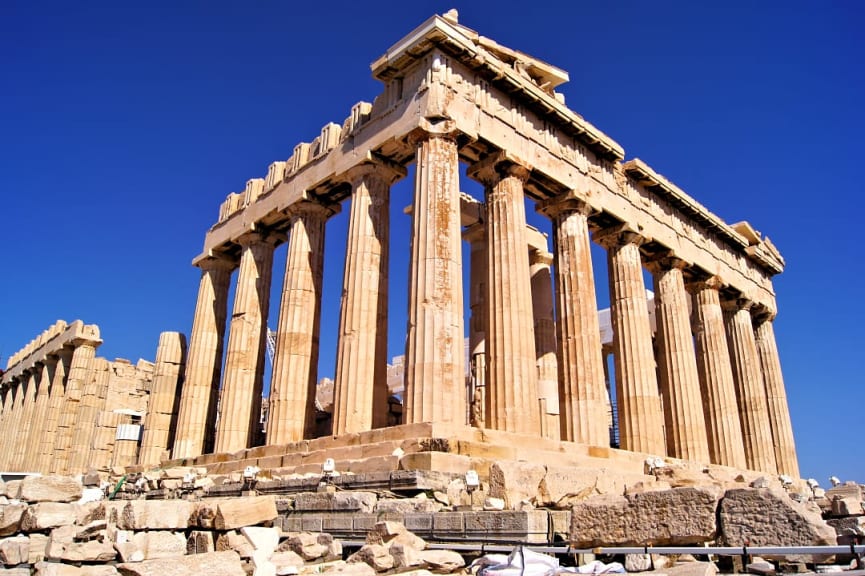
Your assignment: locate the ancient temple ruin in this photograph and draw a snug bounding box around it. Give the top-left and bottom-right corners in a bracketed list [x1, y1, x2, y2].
[0, 12, 798, 480]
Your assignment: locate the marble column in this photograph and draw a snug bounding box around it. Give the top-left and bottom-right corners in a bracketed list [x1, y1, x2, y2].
[0, 383, 21, 469]
[23, 360, 55, 471]
[215, 231, 277, 453]
[403, 124, 466, 425]
[468, 154, 539, 435]
[172, 257, 233, 459]
[69, 357, 113, 474]
[688, 279, 746, 468]
[139, 332, 187, 466]
[13, 370, 39, 470]
[724, 299, 777, 473]
[464, 223, 487, 429]
[332, 162, 405, 435]
[754, 312, 799, 477]
[597, 227, 665, 455]
[649, 257, 710, 462]
[540, 197, 609, 446]
[39, 348, 72, 472]
[529, 248, 560, 441]
[267, 201, 333, 444]
[52, 341, 99, 474]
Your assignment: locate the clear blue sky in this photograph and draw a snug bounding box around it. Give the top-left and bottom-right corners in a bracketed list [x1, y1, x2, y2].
[2, 1, 862, 483]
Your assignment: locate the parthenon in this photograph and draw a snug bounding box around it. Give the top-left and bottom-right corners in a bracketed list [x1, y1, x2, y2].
[0, 11, 798, 480]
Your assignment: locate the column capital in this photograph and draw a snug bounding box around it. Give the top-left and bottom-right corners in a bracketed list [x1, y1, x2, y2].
[644, 252, 689, 275]
[593, 223, 650, 249]
[467, 151, 531, 187]
[462, 221, 487, 245]
[685, 275, 725, 295]
[529, 248, 554, 267]
[197, 256, 236, 273]
[344, 156, 407, 186]
[536, 190, 598, 219]
[284, 198, 340, 221]
[721, 296, 755, 313]
[751, 303, 777, 325]
[235, 230, 281, 248]
[406, 117, 459, 145]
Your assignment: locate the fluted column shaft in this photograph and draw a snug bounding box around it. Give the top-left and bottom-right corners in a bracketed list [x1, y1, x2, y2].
[85, 358, 115, 471]
[464, 223, 488, 429]
[13, 371, 40, 470]
[23, 360, 55, 471]
[69, 357, 113, 474]
[599, 230, 665, 455]
[404, 127, 466, 425]
[172, 258, 233, 459]
[0, 380, 27, 470]
[52, 341, 98, 474]
[216, 232, 277, 453]
[140, 332, 187, 466]
[543, 199, 609, 445]
[754, 316, 799, 477]
[39, 348, 72, 472]
[724, 300, 777, 473]
[333, 163, 404, 435]
[651, 259, 710, 462]
[469, 156, 539, 435]
[267, 202, 331, 444]
[530, 249, 560, 441]
[689, 281, 746, 468]
[0, 388, 9, 468]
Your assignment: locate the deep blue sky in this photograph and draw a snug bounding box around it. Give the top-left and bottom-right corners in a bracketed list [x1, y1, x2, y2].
[2, 1, 862, 483]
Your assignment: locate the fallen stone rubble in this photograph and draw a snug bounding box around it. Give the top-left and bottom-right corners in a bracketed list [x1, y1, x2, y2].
[0, 469, 862, 575]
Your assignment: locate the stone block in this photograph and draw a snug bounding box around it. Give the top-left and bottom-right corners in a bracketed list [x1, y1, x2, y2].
[0, 505, 26, 537]
[187, 530, 215, 555]
[403, 514, 433, 534]
[116, 550, 246, 576]
[719, 488, 837, 547]
[214, 496, 277, 530]
[293, 492, 376, 513]
[399, 453, 473, 474]
[570, 486, 721, 547]
[489, 461, 546, 509]
[375, 497, 441, 515]
[431, 513, 464, 533]
[0, 536, 29, 565]
[215, 531, 254, 559]
[28, 533, 48, 564]
[322, 514, 354, 533]
[20, 477, 83, 504]
[129, 531, 186, 560]
[465, 510, 549, 543]
[348, 544, 394, 572]
[119, 500, 192, 530]
[315, 561, 375, 576]
[831, 496, 864, 516]
[418, 549, 465, 572]
[284, 532, 328, 561]
[3, 482, 21, 500]
[59, 540, 116, 563]
[20, 503, 78, 532]
[390, 542, 423, 570]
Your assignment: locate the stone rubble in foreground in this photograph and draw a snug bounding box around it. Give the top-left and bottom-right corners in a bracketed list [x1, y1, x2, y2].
[0, 469, 862, 576]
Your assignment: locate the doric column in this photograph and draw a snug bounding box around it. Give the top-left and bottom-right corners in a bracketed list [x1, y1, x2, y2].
[23, 360, 55, 471]
[540, 196, 609, 446]
[52, 339, 98, 474]
[753, 311, 799, 477]
[332, 161, 405, 435]
[139, 332, 187, 466]
[596, 226, 665, 455]
[81, 358, 112, 472]
[403, 123, 466, 425]
[267, 201, 334, 444]
[0, 387, 9, 468]
[688, 279, 747, 468]
[13, 370, 40, 470]
[39, 348, 72, 472]
[648, 257, 710, 462]
[464, 223, 487, 429]
[468, 153, 539, 435]
[215, 231, 277, 453]
[69, 357, 113, 474]
[0, 382, 23, 469]
[723, 298, 777, 473]
[172, 257, 233, 459]
[529, 248, 560, 441]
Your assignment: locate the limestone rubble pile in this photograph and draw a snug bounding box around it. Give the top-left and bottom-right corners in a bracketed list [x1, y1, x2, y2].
[1, 471, 862, 575]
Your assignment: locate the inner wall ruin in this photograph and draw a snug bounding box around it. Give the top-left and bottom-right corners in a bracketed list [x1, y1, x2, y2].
[0, 12, 798, 480]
